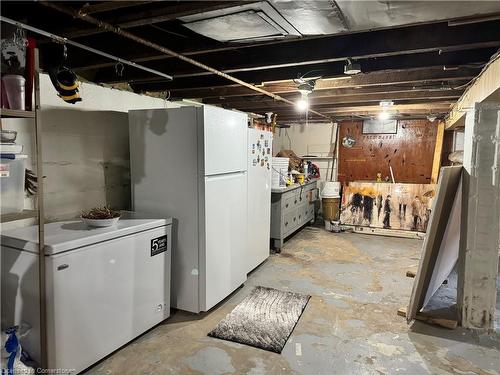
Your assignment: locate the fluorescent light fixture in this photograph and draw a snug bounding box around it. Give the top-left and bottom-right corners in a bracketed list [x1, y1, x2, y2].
[378, 111, 390, 120]
[296, 98, 309, 112]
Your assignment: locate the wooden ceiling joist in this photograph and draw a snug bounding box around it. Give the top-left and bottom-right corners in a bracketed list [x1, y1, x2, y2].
[78, 1, 154, 15]
[67, 19, 500, 78]
[140, 68, 478, 99]
[39, 1, 331, 120]
[244, 100, 455, 115]
[273, 103, 454, 122]
[64, 1, 249, 38]
[3, 0, 498, 121]
[204, 86, 465, 105]
[94, 48, 493, 89]
[215, 91, 462, 111]
[446, 52, 500, 128]
[273, 102, 453, 114]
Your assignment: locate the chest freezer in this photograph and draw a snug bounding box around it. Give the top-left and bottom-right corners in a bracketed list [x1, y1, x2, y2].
[1, 214, 172, 374]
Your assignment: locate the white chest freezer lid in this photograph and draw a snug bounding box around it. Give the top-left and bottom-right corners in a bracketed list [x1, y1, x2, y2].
[1, 213, 172, 255]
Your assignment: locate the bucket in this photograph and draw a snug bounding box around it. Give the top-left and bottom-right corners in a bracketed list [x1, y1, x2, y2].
[2, 75, 26, 110]
[322, 181, 341, 198]
[271, 157, 289, 189]
[271, 167, 287, 188]
[322, 197, 340, 221]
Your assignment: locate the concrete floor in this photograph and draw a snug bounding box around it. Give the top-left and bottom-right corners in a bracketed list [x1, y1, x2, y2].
[86, 228, 500, 375]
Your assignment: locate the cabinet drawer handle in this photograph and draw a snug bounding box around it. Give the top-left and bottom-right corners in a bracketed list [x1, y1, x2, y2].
[293, 217, 296, 221]
[286, 203, 289, 208]
[294, 200, 297, 204]
[285, 222, 288, 226]
[299, 215, 301, 219]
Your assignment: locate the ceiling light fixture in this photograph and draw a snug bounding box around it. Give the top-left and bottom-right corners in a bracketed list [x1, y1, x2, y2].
[378, 111, 390, 121]
[427, 115, 437, 122]
[296, 97, 309, 112]
[297, 82, 314, 96]
[379, 100, 394, 107]
[344, 58, 361, 75]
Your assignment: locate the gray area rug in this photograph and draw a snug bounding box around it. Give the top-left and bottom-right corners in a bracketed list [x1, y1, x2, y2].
[208, 286, 310, 353]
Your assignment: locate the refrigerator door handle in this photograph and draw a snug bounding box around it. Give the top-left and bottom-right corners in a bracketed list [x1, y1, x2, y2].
[205, 171, 247, 181]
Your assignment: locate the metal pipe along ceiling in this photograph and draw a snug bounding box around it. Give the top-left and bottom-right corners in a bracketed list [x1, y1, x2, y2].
[40, 1, 331, 120]
[0, 16, 173, 81]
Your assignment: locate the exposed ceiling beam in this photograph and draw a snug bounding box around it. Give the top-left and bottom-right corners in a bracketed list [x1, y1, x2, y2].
[73, 19, 500, 78]
[271, 103, 454, 117]
[242, 102, 456, 118]
[134, 67, 479, 97]
[215, 91, 463, 110]
[93, 46, 495, 86]
[64, 1, 249, 38]
[169, 43, 500, 80]
[127, 56, 489, 91]
[130, 61, 484, 91]
[448, 12, 500, 26]
[446, 51, 500, 128]
[204, 85, 465, 105]
[274, 102, 453, 114]
[39, 1, 330, 120]
[79, 1, 154, 15]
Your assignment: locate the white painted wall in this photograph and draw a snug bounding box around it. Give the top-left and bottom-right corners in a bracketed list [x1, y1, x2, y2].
[2, 74, 179, 226]
[273, 122, 337, 189]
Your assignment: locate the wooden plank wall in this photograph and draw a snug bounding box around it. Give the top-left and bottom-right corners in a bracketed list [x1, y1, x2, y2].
[440, 130, 455, 168]
[338, 120, 437, 184]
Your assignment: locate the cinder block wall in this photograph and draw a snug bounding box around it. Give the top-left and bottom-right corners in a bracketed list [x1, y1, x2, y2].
[2, 74, 180, 226]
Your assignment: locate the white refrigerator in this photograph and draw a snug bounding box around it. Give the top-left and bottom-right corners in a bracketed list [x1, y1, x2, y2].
[246, 128, 272, 273]
[129, 105, 248, 313]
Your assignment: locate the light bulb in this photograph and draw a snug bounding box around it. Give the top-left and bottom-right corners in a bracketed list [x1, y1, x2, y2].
[378, 111, 390, 120]
[296, 98, 309, 112]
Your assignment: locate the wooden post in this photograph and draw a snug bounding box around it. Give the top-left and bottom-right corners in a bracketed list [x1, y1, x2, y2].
[34, 48, 47, 369]
[431, 121, 445, 183]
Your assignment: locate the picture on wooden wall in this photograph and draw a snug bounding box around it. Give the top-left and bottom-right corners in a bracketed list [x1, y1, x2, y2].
[340, 182, 436, 232]
[362, 119, 398, 134]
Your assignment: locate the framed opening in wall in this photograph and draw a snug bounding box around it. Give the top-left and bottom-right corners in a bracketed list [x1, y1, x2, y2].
[362, 119, 398, 134]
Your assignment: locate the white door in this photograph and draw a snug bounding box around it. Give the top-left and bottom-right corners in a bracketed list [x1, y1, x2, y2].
[247, 129, 272, 272]
[203, 171, 247, 311]
[203, 106, 247, 176]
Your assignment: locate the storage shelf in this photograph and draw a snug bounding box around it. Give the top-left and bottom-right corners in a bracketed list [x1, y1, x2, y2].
[0, 108, 36, 119]
[1, 209, 38, 223]
[302, 156, 334, 160]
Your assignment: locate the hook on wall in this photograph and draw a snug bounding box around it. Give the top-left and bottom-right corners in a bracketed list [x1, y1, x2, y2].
[115, 61, 124, 77]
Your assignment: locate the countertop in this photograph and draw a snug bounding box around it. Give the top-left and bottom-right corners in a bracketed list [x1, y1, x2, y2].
[271, 179, 319, 194]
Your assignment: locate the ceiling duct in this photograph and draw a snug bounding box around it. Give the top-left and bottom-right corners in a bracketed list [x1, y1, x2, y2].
[180, 1, 301, 43]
